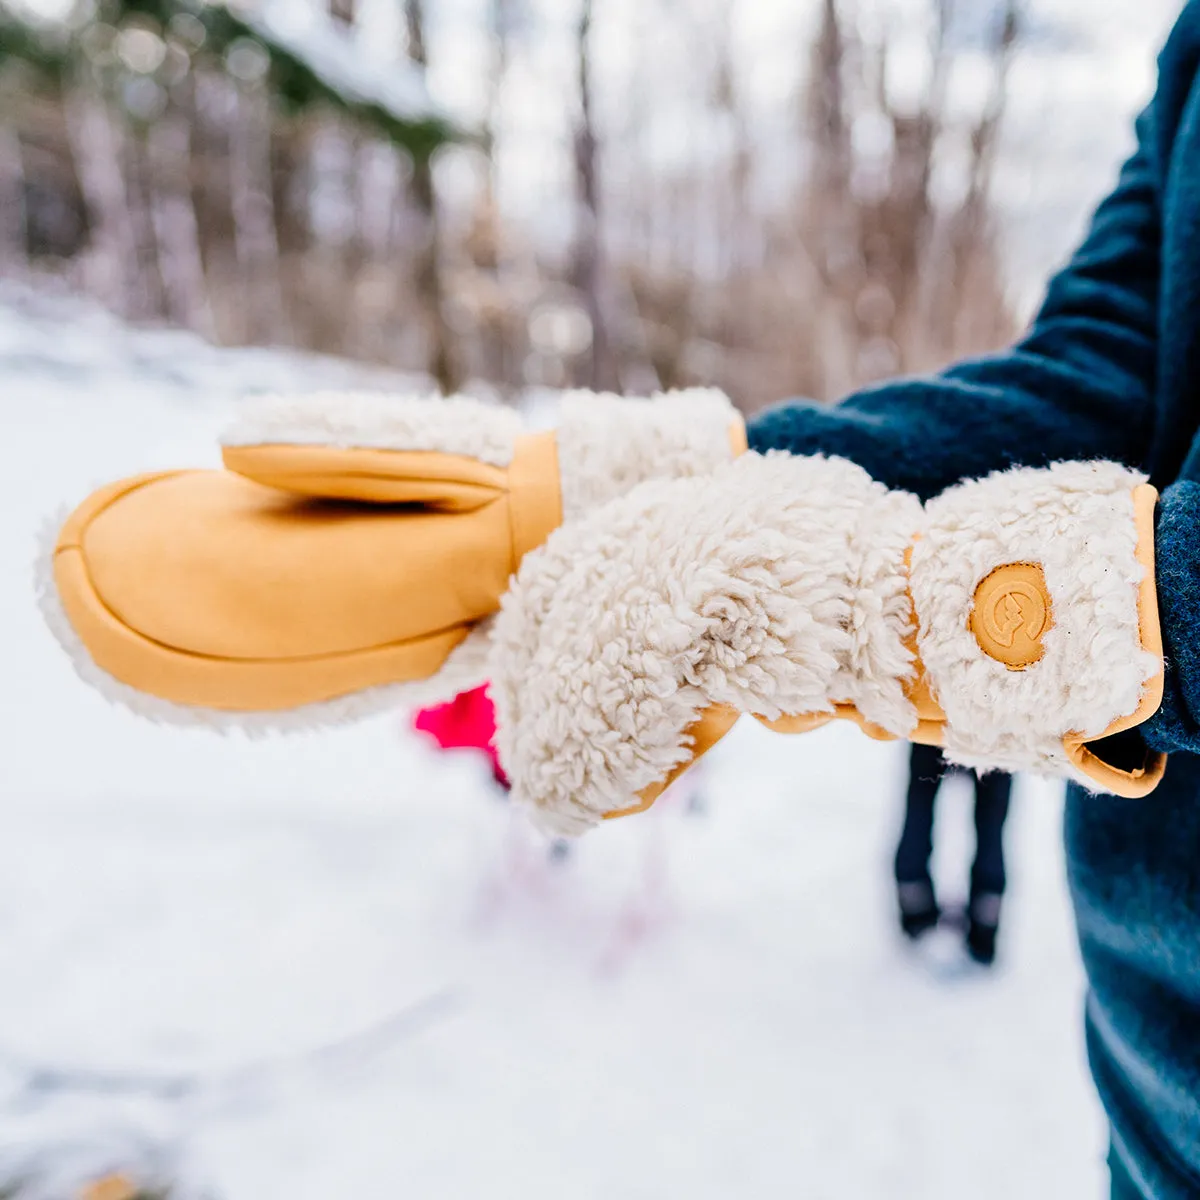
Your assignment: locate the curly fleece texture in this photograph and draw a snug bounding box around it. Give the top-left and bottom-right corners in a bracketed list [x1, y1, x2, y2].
[912, 459, 1157, 777]
[491, 454, 1154, 835]
[219, 387, 741, 523]
[221, 391, 523, 464]
[553, 388, 739, 517]
[490, 453, 919, 834]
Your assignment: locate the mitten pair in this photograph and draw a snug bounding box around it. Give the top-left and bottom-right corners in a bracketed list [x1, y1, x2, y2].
[42, 390, 1166, 828]
[44, 390, 744, 721]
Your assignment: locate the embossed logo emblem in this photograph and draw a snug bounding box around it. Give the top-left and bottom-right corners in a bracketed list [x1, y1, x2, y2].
[970, 564, 1051, 669]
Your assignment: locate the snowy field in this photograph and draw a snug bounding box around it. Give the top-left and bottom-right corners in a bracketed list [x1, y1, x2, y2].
[0, 283, 1105, 1198]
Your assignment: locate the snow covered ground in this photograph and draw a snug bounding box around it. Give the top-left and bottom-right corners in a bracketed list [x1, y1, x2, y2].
[0, 283, 1105, 1198]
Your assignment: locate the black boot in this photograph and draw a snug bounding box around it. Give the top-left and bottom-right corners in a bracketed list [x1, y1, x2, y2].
[965, 891, 1002, 965]
[897, 879, 940, 939]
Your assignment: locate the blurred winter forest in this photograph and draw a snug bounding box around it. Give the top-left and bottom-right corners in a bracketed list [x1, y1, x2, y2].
[0, 0, 1031, 411]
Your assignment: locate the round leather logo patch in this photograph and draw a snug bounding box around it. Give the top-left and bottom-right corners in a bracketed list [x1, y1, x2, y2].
[970, 563, 1051, 669]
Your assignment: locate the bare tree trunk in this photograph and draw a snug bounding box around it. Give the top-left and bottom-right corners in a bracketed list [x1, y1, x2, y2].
[405, 0, 460, 393]
[0, 125, 26, 274]
[807, 0, 851, 205]
[325, 0, 370, 358]
[801, 0, 856, 397]
[146, 85, 213, 334]
[228, 79, 286, 344]
[474, 0, 512, 389]
[63, 89, 139, 313]
[483, 0, 509, 213]
[927, 0, 1021, 356]
[883, 0, 951, 364]
[270, 117, 310, 259]
[956, 4, 1020, 253]
[571, 0, 617, 390]
[122, 126, 169, 319]
[710, 0, 751, 358]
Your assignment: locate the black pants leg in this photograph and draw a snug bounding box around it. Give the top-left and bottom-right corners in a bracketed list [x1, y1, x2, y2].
[894, 743, 946, 886]
[969, 769, 1012, 900]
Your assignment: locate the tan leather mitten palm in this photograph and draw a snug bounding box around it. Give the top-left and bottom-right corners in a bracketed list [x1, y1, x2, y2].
[45, 390, 745, 721]
[489, 453, 1166, 835]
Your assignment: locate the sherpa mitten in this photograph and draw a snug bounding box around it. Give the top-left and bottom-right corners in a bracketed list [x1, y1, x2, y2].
[44, 390, 744, 721]
[488, 452, 1165, 835]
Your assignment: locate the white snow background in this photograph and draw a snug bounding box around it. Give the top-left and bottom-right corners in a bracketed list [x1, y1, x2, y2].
[0, 280, 1105, 1199]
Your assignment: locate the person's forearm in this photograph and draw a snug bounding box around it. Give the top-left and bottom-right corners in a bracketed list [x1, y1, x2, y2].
[748, 354, 1151, 501]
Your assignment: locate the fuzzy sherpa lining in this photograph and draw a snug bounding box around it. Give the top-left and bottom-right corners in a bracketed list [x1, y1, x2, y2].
[554, 388, 741, 519]
[830, 483, 922, 732]
[220, 389, 740, 517]
[910, 459, 1159, 778]
[489, 452, 919, 835]
[221, 391, 523, 466]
